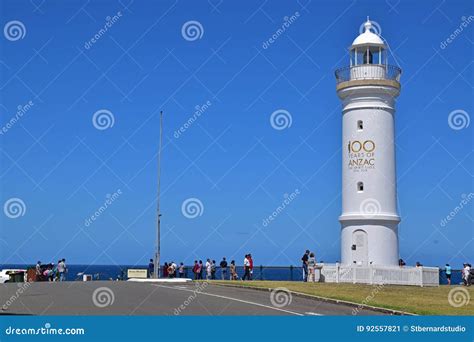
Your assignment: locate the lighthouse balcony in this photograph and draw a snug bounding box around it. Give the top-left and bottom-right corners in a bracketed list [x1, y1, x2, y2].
[335, 64, 401, 91]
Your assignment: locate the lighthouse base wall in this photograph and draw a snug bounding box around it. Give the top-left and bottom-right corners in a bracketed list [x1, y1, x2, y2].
[340, 220, 399, 266]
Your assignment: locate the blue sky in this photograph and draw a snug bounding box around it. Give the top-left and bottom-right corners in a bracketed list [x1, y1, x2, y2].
[0, 0, 472, 268]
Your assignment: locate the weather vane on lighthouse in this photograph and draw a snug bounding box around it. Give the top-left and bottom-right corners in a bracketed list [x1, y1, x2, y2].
[335, 18, 402, 266]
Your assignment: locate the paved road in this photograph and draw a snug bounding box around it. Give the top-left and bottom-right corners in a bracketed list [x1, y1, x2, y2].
[0, 281, 387, 316]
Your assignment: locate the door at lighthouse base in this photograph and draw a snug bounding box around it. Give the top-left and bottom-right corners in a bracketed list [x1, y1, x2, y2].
[352, 230, 368, 266]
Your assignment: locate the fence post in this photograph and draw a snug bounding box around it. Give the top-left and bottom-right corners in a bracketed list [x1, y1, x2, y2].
[290, 265, 293, 281]
[369, 264, 373, 285]
[336, 262, 340, 283]
[260, 265, 263, 280]
[419, 267, 424, 287]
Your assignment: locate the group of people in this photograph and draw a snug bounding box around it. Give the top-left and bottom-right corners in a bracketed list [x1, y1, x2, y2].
[163, 261, 185, 278]
[301, 250, 317, 282]
[191, 256, 248, 281]
[147, 259, 186, 278]
[148, 255, 254, 281]
[35, 259, 67, 282]
[445, 263, 473, 286]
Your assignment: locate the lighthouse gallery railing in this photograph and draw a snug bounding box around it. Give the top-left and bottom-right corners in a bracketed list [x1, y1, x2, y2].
[335, 64, 402, 84]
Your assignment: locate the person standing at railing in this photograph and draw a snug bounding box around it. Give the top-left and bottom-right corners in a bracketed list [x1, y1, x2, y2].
[199, 260, 204, 279]
[211, 260, 217, 280]
[220, 257, 228, 280]
[445, 264, 452, 285]
[171, 261, 177, 278]
[248, 254, 254, 280]
[242, 254, 251, 281]
[307, 252, 316, 282]
[148, 259, 154, 278]
[35, 261, 42, 281]
[230, 260, 237, 280]
[57, 259, 66, 281]
[206, 259, 212, 280]
[192, 260, 199, 280]
[301, 250, 310, 282]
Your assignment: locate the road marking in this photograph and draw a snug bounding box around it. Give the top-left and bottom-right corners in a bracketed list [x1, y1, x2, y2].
[305, 311, 322, 316]
[152, 284, 305, 316]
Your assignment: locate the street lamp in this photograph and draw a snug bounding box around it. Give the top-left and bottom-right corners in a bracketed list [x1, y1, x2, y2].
[154, 110, 163, 278]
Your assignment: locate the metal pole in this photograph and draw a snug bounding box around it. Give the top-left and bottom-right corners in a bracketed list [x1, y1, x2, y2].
[154, 111, 163, 278]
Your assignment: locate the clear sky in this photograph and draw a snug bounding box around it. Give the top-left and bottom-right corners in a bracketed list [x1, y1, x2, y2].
[0, 0, 472, 268]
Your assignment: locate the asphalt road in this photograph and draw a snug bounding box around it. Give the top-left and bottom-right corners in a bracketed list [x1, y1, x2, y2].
[0, 281, 387, 316]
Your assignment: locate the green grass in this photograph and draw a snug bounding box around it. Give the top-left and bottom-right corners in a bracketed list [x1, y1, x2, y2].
[211, 281, 474, 315]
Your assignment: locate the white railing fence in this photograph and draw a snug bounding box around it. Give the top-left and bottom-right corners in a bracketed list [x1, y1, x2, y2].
[317, 263, 439, 287]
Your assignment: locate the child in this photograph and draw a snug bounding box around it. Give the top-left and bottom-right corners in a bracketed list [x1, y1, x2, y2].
[230, 260, 237, 280]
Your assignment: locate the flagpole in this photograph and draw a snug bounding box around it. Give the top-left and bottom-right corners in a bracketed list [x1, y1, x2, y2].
[154, 110, 163, 278]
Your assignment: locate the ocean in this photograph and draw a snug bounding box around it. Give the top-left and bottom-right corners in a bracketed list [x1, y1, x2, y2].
[0, 264, 462, 285]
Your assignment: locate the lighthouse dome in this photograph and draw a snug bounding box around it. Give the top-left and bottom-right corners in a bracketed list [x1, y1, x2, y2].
[351, 20, 385, 48]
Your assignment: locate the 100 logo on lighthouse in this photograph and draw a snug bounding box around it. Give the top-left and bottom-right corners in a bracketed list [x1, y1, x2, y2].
[347, 140, 376, 171]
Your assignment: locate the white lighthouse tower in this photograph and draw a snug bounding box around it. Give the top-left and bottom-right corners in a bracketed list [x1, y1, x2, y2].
[335, 19, 402, 266]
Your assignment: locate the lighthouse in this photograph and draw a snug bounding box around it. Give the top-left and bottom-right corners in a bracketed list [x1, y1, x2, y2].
[335, 19, 402, 266]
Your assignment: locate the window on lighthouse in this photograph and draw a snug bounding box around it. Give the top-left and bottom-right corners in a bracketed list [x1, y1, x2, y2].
[357, 182, 364, 192]
[363, 49, 373, 64]
[357, 120, 363, 130]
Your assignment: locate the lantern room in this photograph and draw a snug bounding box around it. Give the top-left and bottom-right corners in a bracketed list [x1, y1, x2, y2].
[350, 19, 386, 67]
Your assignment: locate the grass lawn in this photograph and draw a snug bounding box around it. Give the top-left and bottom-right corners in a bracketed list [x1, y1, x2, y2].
[211, 281, 474, 315]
